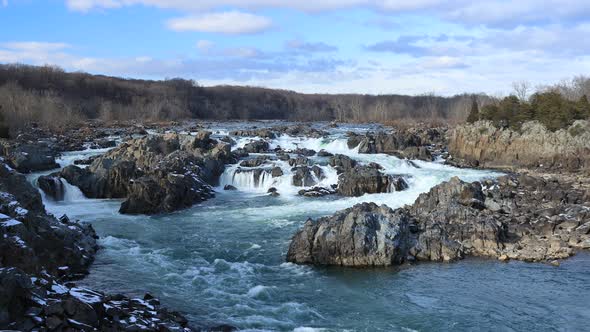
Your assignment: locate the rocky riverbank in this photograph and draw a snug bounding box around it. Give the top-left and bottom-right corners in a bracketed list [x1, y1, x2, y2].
[0, 158, 234, 331]
[287, 174, 590, 266]
[448, 120, 590, 173]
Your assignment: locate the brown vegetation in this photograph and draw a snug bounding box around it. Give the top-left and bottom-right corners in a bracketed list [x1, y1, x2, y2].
[0, 63, 487, 132]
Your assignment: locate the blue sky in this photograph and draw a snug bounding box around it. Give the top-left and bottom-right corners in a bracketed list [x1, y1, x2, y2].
[1, 0, 590, 95]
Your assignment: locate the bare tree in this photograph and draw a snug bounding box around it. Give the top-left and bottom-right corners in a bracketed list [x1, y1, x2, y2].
[512, 80, 531, 102]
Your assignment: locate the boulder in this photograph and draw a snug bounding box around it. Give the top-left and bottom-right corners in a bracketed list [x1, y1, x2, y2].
[337, 165, 408, 196]
[287, 203, 416, 266]
[37, 175, 65, 201]
[0, 141, 60, 173]
[243, 140, 270, 153]
[328, 154, 357, 174]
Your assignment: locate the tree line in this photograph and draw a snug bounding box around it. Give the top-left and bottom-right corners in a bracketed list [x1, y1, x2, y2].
[467, 77, 590, 131]
[0, 63, 486, 134]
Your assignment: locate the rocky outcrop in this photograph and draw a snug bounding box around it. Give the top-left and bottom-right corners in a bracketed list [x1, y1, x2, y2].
[242, 140, 270, 153]
[337, 165, 408, 196]
[287, 174, 590, 266]
[52, 132, 231, 215]
[328, 154, 357, 174]
[230, 128, 276, 139]
[0, 141, 60, 173]
[287, 203, 415, 266]
[0, 160, 98, 278]
[0, 268, 202, 331]
[37, 175, 65, 201]
[347, 128, 446, 161]
[448, 120, 590, 173]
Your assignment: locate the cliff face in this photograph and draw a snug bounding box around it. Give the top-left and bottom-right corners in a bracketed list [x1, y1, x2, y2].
[448, 120, 590, 173]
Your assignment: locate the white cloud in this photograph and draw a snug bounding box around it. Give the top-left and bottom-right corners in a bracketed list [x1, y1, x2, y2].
[166, 11, 272, 34]
[1, 42, 70, 52]
[196, 40, 214, 52]
[65, 0, 590, 29]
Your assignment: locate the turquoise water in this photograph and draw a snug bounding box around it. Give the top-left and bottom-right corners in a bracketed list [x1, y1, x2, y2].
[34, 125, 590, 331]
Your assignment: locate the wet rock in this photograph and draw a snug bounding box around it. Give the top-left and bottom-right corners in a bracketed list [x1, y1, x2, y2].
[271, 166, 284, 178]
[37, 175, 65, 201]
[243, 140, 270, 153]
[0, 268, 199, 331]
[317, 150, 333, 157]
[293, 148, 316, 156]
[292, 167, 317, 187]
[287, 203, 415, 266]
[0, 141, 60, 173]
[57, 133, 230, 215]
[337, 166, 408, 197]
[230, 129, 276, 139]
[298, 186, 336, 197]
[224, 185, 237, 191]
[0, 160, 98, 277]
[289, 156, 309, 167]
[240, 156, 271, 168]
[288, 174, 590, 267]
[329, 154, 357, 174]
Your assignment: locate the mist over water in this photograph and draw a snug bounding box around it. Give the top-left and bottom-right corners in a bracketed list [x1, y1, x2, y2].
[33, 123, 590, 331]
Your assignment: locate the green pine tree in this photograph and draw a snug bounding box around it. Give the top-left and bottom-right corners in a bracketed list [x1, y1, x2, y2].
[0, 106, 9, 139]
[466, 97, 480, 123]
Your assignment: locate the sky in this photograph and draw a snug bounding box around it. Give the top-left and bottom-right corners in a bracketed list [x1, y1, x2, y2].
[1, 1, 590, 96]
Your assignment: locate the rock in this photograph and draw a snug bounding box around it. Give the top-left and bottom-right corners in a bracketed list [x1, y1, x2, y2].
[1, 160, 98, 277]
[58, 134, 230, 215]
[288, 173, 590, 267]
[224, 185, 237, 191]
[449, 120, 590, 173]
[37, 175, 65, 201]
[230, 129, 276, 139]
[272, 124, 328, 138]
[292, 167, 317, 187]
[268, 187, 280, 197]
[0, 141, 60, 173]
[289, 156, 309, 167]
[0, 267, 200, 331]
[337, 166, 408, 196]
[329, 154, 357, 174]
[240, 156, 270, 167]
[298, 186, 336, 197]
[293, 148, 316, 156]
[287, 203, 416, 266]
[243, 140, 270, 153]
[317, 150, 333, 157]
[271, 166, 283, 177]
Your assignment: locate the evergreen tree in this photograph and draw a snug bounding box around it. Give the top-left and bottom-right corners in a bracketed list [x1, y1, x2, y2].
[466, 97, 480, 123]
[0, 105, 9, 139]
[577, 95, 590, 119]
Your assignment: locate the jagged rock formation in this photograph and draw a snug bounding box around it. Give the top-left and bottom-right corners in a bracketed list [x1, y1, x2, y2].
[0, 268, 198, 331]
[337, 165, 408, 196]
[0, 141, 60, 173]
[0, 161, 97, 277]
[287, 175, 590, 266]
[48, 132, 232, 215]
[448, 120, 590, 173]
[347, 128, 445, 161]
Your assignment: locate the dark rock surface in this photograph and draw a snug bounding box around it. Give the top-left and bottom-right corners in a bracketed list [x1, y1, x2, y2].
[37, 175, 65, 201]
[56, 133, 231, 215]
[288, 174, 590, 266]
[0, 141, 60, 173]
[337, 165, 408, 197]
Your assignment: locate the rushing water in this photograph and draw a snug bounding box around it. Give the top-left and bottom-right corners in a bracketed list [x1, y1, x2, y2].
[31, 122, 590, 331]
